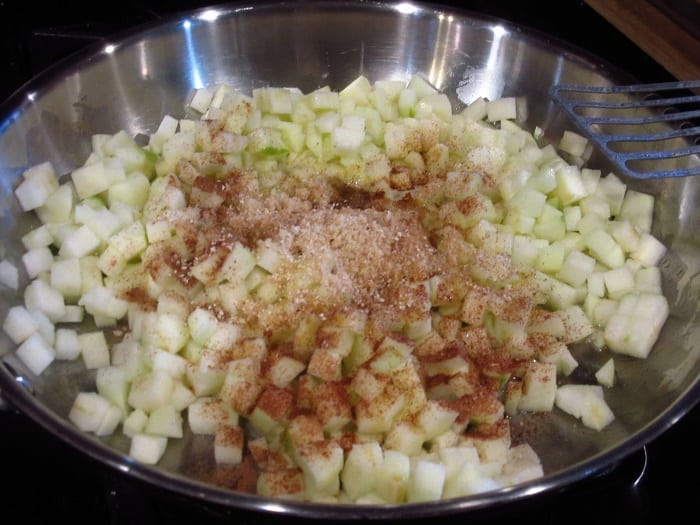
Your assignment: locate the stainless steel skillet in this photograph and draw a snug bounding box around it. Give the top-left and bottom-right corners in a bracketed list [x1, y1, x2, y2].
[0, 1, 698, 519]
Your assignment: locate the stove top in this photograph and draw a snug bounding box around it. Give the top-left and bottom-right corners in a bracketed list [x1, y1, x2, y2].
[0, 1, 697, 523]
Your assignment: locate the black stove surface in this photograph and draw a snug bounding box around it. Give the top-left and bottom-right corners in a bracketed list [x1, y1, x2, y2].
[0, 1, 697, 524]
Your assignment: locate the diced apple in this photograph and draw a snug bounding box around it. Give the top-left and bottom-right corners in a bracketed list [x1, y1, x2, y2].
[69, 392, 115, 433]
[257, 468, 305, 499]
[619, 189, 654, 233]
[54, 328, 82, 360]
[295, 439, 344, 498]
[374, 449, 411, 503]
[486, 97, 517, 122]
[340, 441, 383, 500]
[145, 404, 183, 438]
[383, 421, 426, 456]
[406, 460, 446, 502]
[79, 285, 129, 321]
[584, 229, 625, 269]
[14, 161, 59, 211]
[3, 304, 39, 344]
[127, 370, 176, 412]
[58, 225, 101, 258]
[557, 250, 596, 287]
[0, 259, 19, 291]
[78, 330, 111, 369]
[604, 293, 669, 358]
[595, 358, 615, 387]
[96, 365, 130, 414]
[129, 433, 168, 464]
[123, 409, 149, 437]
[555, 384, 615, 430]
[23, 278, 65, 322]
[558, 130, 588, 158]
[188, 397, 238, 435]
[631, 232, 667, 267]
[50, 257, 82, 300]
[496, 443, 544, 486]
[16, 332, 55, 375]
[518, 362, 557, 412]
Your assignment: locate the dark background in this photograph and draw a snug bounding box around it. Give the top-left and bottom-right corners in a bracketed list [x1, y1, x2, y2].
[0, 1, 697, 524]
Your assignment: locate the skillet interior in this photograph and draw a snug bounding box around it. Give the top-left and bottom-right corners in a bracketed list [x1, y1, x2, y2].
[0, 1, 698, 519]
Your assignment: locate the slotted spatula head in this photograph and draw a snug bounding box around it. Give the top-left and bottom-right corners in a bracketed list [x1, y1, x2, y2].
[550, 80, 700, 179]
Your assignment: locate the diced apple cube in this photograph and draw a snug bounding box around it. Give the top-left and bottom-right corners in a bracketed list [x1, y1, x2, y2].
[96, 365, 130, 413]
[595, 358, 615, 387]
[122, 409, 148, 437]
[50, 257, 82, 300]
[248, 385, 293, 441]
[518, 362, 557, 412]
[504, 380, 523, 416]
[339, 75, 372, 104]
[332, 124, 365, 154]
[188, 397, 238, 435]
[214, 423, 245, 464]
[128, 371, 176, 412]
[70, 160, 113, 199]
[109, 221, 148, 261]
[0, 259, 19, 290]
[603, 266, 635, 299]
[558, 305, 594, 343]
[169, 381, 196, 411]
[373, 449, 411, 503]
[21, 246, 53, 279]
[266, 353, 305, 388]
[28, 308, 55, 345]
[534, 241, 566, 273]
[584, 229, 625, 269]
[604, 292, 669, 358]
[496, 443, 544, 486]
[78, 331, 111, 369]
[415, 400, 458, 440]
[69, 392, 114, 433]
[406, 460, 446, 502]
[188, 86, 215, 114]
[58, 225, 101, 258]
[79, 285, 129, 320]
[557, 250, 596, 287]
[295, 439, 344, 498]
[187, 307, 219, 346]
[36, 183, 74, 225]
[14, 161, 59, 211]
[558, 130, 588, 158]
[384, 421, 426, 456]
[257, 468, 305, 499]
[619, 189, 654, 233]
[149, 347, 188, 379]
[24, 278, 65, 322]
[486, 97, 517, 122]
[340, 441, 383, 500]
[555, 384, 615, 430]
[123, 409, 149, 437]
[145, 404, 183, 438]
[631, 232, 666, 267]
[129, 433, 168, 464]
[148, 312, 189, 353]
[80, 256, 104, 294]
[3, 304, 39, 344]
[207, 321, 241, 352]
[554, 165, 587, 205]
[16, 332, 55, 375]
